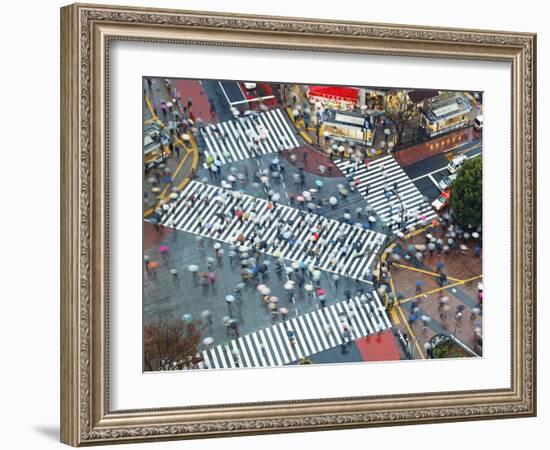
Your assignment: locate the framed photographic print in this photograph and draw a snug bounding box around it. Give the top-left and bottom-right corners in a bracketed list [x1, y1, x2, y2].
[60, 3, 537, 446]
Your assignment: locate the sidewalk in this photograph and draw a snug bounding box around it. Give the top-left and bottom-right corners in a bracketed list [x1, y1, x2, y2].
[387, 225, 483, 358]
[143, 78, 200, 217]
[394, 126, 480, 167]
[172, 79, 215, 123]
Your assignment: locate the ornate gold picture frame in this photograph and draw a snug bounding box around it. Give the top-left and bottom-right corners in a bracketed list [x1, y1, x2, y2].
[60, 3, 536, 446]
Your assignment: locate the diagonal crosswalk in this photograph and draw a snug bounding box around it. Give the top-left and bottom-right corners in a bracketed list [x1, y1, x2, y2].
[201, 108, 300, 167]
[199, 292, 392, 369]
[335, 155, 438, 233]
[161, 181, 388, 282]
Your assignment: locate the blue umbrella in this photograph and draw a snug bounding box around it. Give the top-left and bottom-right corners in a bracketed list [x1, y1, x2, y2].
[315, 179, 324, 188]
[415, 280, 425, 288]
[182, 313, 194, 324]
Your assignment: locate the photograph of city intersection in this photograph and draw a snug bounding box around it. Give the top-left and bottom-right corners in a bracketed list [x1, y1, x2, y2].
[143, 78, 483, 372]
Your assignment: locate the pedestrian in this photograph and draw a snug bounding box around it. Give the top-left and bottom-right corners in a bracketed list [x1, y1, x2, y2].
[170, 268, 179, 284]
[200, 309, 212, 326]
[144, 254, 151, 273]
[208, 271, 217, 286]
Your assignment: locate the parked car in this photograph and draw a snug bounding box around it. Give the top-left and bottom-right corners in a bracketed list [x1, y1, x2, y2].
[447, 155, 467, 174]
[438, 173, 457, 191]
[432, 190, 451, 211]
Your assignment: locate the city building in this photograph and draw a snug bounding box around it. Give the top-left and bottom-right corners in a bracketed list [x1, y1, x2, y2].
[307, 85, 359, 111]
[407, 89, 440, 105]
[320, 109, 375, 145]
[420, 92, 474, 137]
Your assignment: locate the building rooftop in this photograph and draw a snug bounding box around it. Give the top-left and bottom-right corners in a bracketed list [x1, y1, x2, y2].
[308, 85, 359, 102]
[423, 92, 472, 122]
[408, 89, 440, 103]
[322, 109, 370, 129]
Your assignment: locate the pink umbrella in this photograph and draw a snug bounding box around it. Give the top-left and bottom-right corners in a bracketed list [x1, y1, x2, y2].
[296, 195, 305, 203]
[159, 245, 169, 253]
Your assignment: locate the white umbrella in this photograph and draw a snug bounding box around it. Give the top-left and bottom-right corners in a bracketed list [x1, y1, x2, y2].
[304, 283, 314, 292]
[284, 281, 295, 290]
[225, 295, 235, 304]
[188, 264, 199, 272]
[203, 337, 214, 346]
[329, 196, 338, 205]
[257, 284, 267, 292]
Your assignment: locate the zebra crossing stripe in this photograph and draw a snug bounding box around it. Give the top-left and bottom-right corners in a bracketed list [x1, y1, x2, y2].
[196, 295, 392, 370]
[270, 325, 290, 364]
[257, 329, 275, 366]
[352, 297, 374, 335]
[373, 291, 393, 328]
[206, 348, 217, 369]
[335, 155, 438, 233]
[251, 332, 268, 367]
[299, 315, 322, 354]
[263, 328, 283, 366]
[201, 350, 211, 369]
[278, 322, 299, 360]
[244, 335, 260, 367]
[164, 181, 387, 282]
[200, 109, 300, 167]
[237, 337, 252, 368]
[308, 311, 330, 350]
[290, 317, 311, 356]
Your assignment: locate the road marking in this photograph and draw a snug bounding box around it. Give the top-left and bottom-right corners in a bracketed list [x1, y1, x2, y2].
[388, 277, 401, 325]
[398, 275, 483, 305]
[428, 174, 440, 191]
[395, 303, 425, 359]
[392, 263, 464, 282]
[218, 81, 232, 106]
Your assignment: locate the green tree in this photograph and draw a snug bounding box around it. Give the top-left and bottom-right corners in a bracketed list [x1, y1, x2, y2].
[450, 157, 482, 226]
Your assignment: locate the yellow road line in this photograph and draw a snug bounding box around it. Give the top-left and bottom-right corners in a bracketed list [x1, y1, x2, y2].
[145, 95, 159, 121]
[388, 277, 400, 325]
[392, 263, 463, 282]
[398, 275, 483, 305]
[300, 130, 313, 144]
[395, 303, 425, 359]
[160, 152, 192, 198]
